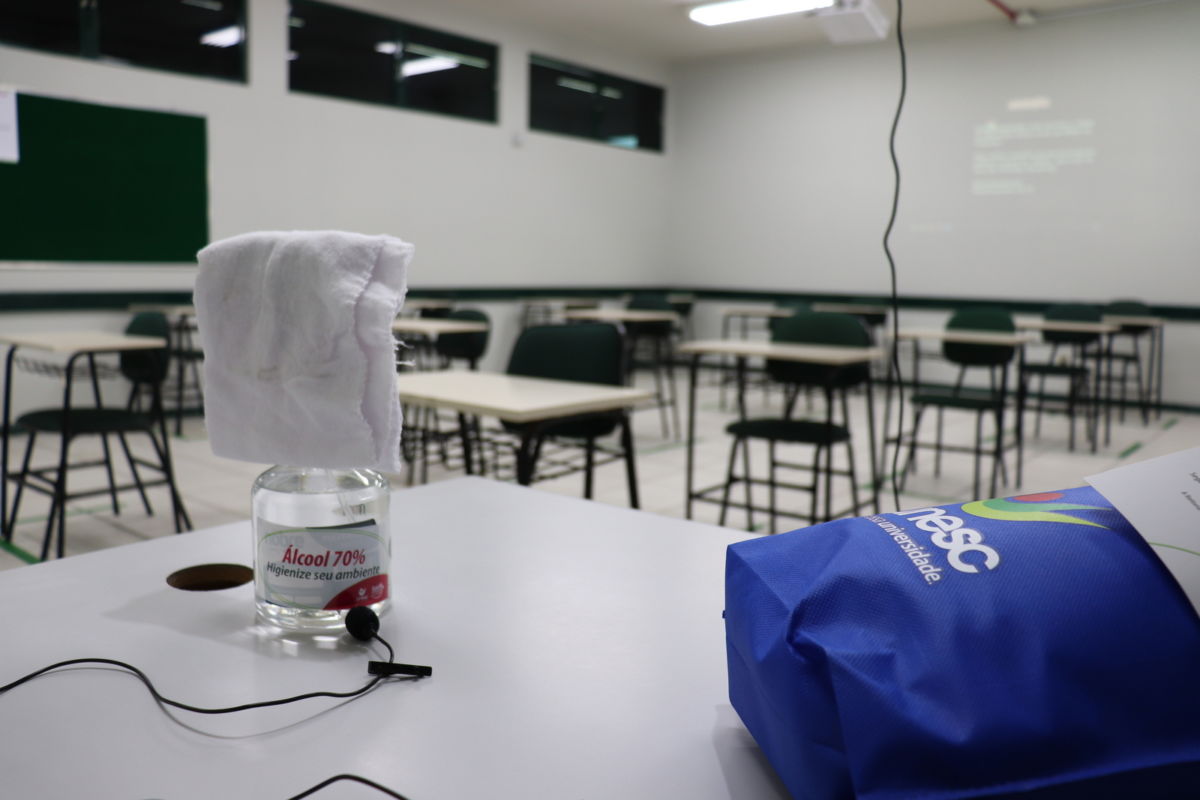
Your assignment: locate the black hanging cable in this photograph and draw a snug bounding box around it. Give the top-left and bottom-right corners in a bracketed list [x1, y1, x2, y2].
[883, 0, 908, 511]
[286, 774, 413, 800]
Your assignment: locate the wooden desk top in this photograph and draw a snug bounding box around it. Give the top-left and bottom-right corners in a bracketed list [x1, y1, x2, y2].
[398, 371, 653, 424]
[391, 318, 488, 337]
[680, 338, 883, 365]
[0, 331, 168, 354]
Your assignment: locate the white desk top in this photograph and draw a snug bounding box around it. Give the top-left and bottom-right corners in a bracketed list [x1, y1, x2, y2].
[564, 308, 680, 324]
[0, 478, 782, 799]
[398, 370, 654, 424]
[680, 338, 883, 365]
[895, 328, 1038, 346]
[719, 305, 791, 319]
[0, 331, 167, 354]
[1102, 314, 1166, 328]
[391, 318, 488, 337]
[402, 299, 454, 310]
[1015, 317, 1120, 334]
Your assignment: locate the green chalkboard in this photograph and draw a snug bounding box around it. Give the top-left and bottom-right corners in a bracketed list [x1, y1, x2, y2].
[0, 93, 208, 262]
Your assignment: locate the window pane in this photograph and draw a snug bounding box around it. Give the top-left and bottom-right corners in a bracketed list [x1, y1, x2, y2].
[398, 24, 496, 122]
[289, 0, 397, 106]
[289, 0, 498, 124]
[529, 56, 663, 153]
[97, 0, 246, 82]
[0, 0, 81, 56]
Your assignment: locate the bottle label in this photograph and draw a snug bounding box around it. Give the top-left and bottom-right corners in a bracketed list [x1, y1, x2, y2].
[255, 519, 389, 610]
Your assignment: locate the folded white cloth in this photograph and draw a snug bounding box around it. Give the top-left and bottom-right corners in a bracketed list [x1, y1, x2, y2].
[195, 231, 413, 471]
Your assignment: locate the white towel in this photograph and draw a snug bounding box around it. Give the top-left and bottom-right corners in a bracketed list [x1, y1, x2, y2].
[194, 231, 413, 471]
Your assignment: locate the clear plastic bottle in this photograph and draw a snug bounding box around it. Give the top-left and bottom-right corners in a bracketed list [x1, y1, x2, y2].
[251, 466, 391, 632]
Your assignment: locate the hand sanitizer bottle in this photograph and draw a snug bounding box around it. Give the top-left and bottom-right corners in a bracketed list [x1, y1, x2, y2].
[251, 466, 391, 631]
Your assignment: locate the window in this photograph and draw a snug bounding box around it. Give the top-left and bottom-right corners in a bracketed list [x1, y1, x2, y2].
[0, 0, 247, 83]
[289, 0, 498, 124]
[529, 55, 664, 152]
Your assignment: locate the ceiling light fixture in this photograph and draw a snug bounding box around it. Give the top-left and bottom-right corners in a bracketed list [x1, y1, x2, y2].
[688, 0, 836, 27]
[401, 57, 459, 78]
[199, 25, 243, 47]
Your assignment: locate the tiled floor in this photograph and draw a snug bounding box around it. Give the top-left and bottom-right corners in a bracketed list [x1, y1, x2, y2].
[3, 367, 1198, 570]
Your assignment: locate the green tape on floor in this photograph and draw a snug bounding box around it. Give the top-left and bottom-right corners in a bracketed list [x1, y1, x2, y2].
[1118, 442, 1143, 459]
[1164, 418, 1179, 430]
[0, 538, 38, 565]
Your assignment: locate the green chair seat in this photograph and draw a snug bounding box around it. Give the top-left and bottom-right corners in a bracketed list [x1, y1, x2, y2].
[725, 418, 850, 446]
[17, 407, 155, 436]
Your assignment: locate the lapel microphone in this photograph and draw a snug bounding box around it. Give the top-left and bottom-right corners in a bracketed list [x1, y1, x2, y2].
[347, 606, 434, 678]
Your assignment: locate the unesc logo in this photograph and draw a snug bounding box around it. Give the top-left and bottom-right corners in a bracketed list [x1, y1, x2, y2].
[904, 507, 1000, 574]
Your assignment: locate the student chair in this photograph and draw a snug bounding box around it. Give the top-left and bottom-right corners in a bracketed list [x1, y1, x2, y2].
[434, 308, 490, 370]
[1103, 299, 1153, 425]
[718, 311, 873, 533]
[7, 312, 192, 560]
[1020, 304, 1104, 452]
[901, 308, 1017, 499]
[500, 322, 640, 506]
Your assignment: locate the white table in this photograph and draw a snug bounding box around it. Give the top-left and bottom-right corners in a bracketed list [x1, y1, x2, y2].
[0, 477, 785, 799]
[397, 371, 653, 500]
[678, 339, 884, 527]
[0, 331, 170, 547]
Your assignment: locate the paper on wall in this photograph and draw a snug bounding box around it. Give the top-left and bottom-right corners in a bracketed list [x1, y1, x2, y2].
[0, 90, 17, 164]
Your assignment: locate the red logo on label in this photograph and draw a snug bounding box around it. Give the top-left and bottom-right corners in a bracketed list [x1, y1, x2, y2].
[324, 576, 389, 610]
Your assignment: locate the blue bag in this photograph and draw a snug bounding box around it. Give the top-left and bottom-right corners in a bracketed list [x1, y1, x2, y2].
[725, 486, 1200, 799]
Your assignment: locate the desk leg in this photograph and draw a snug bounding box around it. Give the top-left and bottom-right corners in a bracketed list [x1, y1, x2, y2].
[620, 414, 640, 510]
[865, 372, 881, 515]
[515, 431, 539, 486]
[457, 413, 475, 475]
[685, 354, 699, 520]
[1015, 345, 1026, 488]
[1, 347, 14, 541]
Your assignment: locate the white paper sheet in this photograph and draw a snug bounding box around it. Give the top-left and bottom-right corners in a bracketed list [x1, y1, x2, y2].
[1087, 447, 1200, 616]
[0, 90, 18, 164]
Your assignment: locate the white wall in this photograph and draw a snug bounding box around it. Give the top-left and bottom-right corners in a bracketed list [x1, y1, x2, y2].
[0, 0, 671, 294]
[665, 1, 1200, 305]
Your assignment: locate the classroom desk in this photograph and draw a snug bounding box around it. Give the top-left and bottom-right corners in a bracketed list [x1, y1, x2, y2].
[391, 317, 490, 371]
[889, 328, 1037, 495]
[1016, 317, 1121, 446]
[396, 370, 653, 498]
[1103, 313, 1166, 419]
[0, 476, 786, 800]
[130, 304, 203, 435]
[0, 331, 168, 544]
[811, 302, 890, 327]
[399, 298, 454, 315]
[718, 305, 791, 340]
[678, 339, 884, 526]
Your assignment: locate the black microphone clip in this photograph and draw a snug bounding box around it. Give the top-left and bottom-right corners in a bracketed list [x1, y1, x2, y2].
[368, 661, 433, 678]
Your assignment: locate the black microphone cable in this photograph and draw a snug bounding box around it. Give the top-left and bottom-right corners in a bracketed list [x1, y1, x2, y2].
[883, 0, 908, 512]
[0, 609, 430, 714]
